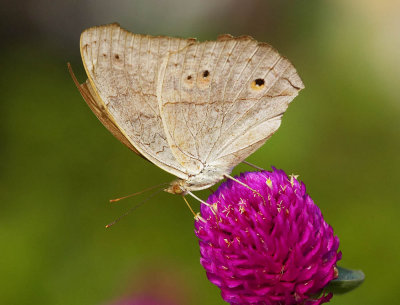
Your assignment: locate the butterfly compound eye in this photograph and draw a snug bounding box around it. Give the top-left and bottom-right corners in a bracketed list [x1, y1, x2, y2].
[251, 78, 265, 90]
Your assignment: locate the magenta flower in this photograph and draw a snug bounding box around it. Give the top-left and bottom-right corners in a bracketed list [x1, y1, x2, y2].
[195, 168, 341, 305]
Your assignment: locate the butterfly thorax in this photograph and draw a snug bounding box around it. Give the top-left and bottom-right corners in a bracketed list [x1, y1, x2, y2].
[164, 165, 230, 194]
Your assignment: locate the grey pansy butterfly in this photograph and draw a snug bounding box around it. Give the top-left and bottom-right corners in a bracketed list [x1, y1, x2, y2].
[70, 23, 304, 196]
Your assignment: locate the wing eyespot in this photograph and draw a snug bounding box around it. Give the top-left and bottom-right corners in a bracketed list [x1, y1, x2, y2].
[183, 74, 194, 88]
[197, 70, 211, 87]
[251, 78, 265, 90]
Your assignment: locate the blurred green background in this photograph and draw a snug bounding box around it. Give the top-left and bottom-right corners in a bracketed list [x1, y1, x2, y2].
[1, 0, 399, 304]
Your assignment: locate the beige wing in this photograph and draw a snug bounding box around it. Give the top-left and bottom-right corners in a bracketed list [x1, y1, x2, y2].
[157, 35, 304, 176]
[80, 23, 196, 179]
[68, 63, 145, 157]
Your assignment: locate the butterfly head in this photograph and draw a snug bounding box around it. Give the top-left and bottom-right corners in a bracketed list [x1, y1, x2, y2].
[164, 179, 187, 195]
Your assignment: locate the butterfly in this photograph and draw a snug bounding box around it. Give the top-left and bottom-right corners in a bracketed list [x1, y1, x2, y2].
[70, 23, 304, 197]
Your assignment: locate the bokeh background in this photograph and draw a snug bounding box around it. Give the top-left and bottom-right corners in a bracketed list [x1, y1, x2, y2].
[1, 0, 399, 304]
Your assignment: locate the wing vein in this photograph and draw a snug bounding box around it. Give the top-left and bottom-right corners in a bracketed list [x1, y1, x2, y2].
[215, 45, 272, 139]
[181, 42, 200, 158]
[205, 39, 253, 161]
[214, 61, 291, 160]
[199, 41, 218, 146]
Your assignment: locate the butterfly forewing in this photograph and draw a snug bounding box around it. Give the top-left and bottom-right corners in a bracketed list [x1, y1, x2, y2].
[80, 24, 194, 179]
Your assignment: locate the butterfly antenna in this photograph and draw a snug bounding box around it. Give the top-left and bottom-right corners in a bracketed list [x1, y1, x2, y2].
[105, 188, 164, 228]
[182, 196, 196, 217]
[224, 174, 266, 205]
[109, 183, 169, 203]
[242, 160, 264, 171]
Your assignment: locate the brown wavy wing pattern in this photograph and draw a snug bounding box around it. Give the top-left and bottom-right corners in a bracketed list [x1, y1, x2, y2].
[157, 35, 304, 175]
[80, 23, 195, 179]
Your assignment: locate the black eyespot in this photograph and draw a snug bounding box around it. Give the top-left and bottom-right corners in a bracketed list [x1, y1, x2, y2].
[114, 54, 120, 59]
[187, 75, 192, 80]
[255, 78, 265, 86]
[203, 70, 210, 78]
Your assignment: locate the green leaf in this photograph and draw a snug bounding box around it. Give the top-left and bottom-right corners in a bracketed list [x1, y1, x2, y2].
[326, 266, 365, 295]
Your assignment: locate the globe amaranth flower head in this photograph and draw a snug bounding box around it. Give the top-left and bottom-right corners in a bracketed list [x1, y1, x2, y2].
[195, 168, 341, 305]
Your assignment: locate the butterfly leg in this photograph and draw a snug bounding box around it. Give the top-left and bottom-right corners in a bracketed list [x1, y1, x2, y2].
[186, 191, 218, 216]
[224, 174, 266, 205]
[182, 196, 197, 217]
[242, 160, 265, 171]
[187, 191, 211, 206]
